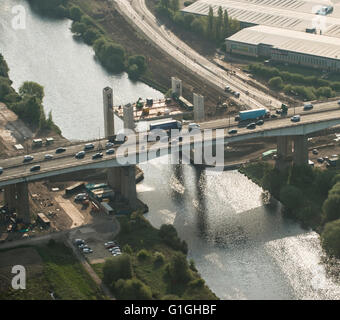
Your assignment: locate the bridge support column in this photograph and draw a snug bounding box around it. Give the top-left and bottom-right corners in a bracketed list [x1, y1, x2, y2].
[4, 185, 16, 211]
[275, 136, 292, 170]
[292, 135, 308, 166]
[107, 166, 137, 210]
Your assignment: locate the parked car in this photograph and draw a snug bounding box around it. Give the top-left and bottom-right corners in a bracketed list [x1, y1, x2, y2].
[23, 155, 34, 163]
[317, 158, 325, 164]
[75, 193, 87, 201]
[56, 147, 66, 154]
[84, 143, 95, 151]
[105, 241, 116, 247]
[246, 123, 256, 130]
[75, 151, 85, 159]
[92, 152, 103, 160]
[312, 149, 318, 155]
[44, 154, 53, 160]
[106, 148, 115, 155]
[0, 167, 3, 175]
[188, 123, 201, 132]
[30, 165, 41, 172]
[83, 248, 93, 254]
[74, 239, 85, 245]
[113, 252, 122, 256]
[228, 129, 238, 135]
[291, 115, 301, 122]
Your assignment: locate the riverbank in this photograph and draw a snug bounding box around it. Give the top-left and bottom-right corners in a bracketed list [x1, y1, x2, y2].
[91, 213, 218, 300]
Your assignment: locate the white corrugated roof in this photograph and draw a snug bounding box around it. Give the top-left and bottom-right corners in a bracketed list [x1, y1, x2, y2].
[226, 25, 340, 59]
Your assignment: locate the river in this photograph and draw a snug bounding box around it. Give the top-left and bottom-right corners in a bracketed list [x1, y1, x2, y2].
[1, 0, 340, 299]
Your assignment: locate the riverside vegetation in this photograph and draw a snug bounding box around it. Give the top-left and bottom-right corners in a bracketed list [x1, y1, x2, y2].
[0, 54, 60, 134]
[26, 0, 147, 81]
[240, 162, 340, 259]
[92, 211, 218, 300]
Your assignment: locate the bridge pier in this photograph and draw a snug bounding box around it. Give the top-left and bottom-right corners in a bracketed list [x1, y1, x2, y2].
[107, 166, 137, 210]
[4, 182, 30, 224]
[292, 135, 308, 166]
[275, 136, 292, 170]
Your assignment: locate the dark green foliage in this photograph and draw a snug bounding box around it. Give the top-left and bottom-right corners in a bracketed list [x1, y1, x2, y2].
[0, 54, 9, 78]
[153, 252, 165, 265]
[103, 254, 133, 288]
[137, 249, 150, 260]
[268, 76, 283, 89]
[159, 224, 188, 254]
[280, 185, 303, 210]
[69, 5, 83, 21]
[27, 0, 68, 18]
[321, 219, 340, 258]
[114, 278, 152, 300]
[167, 253, 192, 284]
[322, 193, 340, 222]
[19, 81, 44, 101]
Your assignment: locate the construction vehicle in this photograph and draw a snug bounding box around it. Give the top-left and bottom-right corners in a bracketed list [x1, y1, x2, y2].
[136, 98, 144, 109]
[281, 103, 288, 115]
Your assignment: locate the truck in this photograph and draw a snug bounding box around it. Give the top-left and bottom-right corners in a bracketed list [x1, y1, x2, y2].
[238, 108, 269, 122]
[149, 119, 182, 132]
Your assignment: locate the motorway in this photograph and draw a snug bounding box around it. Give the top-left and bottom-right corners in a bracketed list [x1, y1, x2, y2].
[112, 0, 282, 109]
[1, 103, 340, 185]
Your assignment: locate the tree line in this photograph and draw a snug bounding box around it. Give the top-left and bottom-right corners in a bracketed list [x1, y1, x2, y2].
[26, 0, 147, 80]
[0, 54, 60, 133]
[249, 63, 340, 100]
[155, 1, 240, 45]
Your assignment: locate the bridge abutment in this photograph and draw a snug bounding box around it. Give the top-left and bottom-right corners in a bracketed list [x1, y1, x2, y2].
[275, 136, 293, 170]
[292, 135, 308, 166]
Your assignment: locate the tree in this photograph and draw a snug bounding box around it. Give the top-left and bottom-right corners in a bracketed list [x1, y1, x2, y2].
[71, 22, 87, 35]
[279, 185, 303, 210]
[190, 18, 204, 34]
[207, 6, 214, 38]
[223, 10, 229, 38]
[103, 254, 133, 287]
[19, 81, 44, 101]
[268, 76, 283, 89]
[322, 194, 340, 222]
[321, 219, 340, 258]
[168, 252, 192, 284]
[114, 278, 152, 300]
[170, 0, 179, 12]
[83, 27, 101, 45]
[215, 6, 223, 42]
[69, 6, 83, 22]
[0, 54, 9, 78]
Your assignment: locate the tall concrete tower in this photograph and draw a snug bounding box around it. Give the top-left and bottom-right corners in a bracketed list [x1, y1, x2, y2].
[171, 77, 182, 97]
[103, 87, 115, 139]
[123, 103, 135, 130]
[193, 93, 205, 122]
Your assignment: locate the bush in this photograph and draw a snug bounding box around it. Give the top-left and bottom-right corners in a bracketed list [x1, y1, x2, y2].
[114, 278, 152, 300]
[122, 244, 133, 255]
[268, 76, 283, 89]
[102, 254, 133, 287]
[279, 185, 303, 211]
[137, 249, 150, 260]
[188, 278, 205, 288]
[167, 252, 192, 284]
[154, 252, 165, 265]
[321, 219, 340, 258]
[69, 6, 83, 22]
[322, 194, 340, 222]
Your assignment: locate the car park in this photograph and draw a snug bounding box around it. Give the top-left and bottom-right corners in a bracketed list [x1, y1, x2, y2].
[246, 123, 256, 130]
[56, 147, 66, 154]
[75, 151, 85, 159]
[291, 115, 301, 122]
[92, 152, 103, 160]
[106, 148, 115, 155]
[23, 155, 34, 163]
[44, 154, 53, 160]
[228, 129, 238, 135]
[30, 165, 41, 172]
[303, 103, 313, 111]
[84, 143, 95, 151]
[256, 119, 264, 126]
[0, 167, 3, 175]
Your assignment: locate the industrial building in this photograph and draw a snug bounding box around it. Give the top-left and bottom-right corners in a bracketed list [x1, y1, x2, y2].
[181, 0, 340, 38]
[225, 25, 340, 71]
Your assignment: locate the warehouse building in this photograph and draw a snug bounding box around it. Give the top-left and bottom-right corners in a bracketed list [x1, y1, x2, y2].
[181, 0, 340, 37]
[225, 25, 340, 71]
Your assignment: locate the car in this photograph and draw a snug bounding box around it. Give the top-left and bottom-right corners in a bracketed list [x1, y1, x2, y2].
[109, 246, 120, 251]
[303, 103, 313, 111]
[23, 155, 34, 163]
[291, 115, 301, 122]
[75, 193, 87, 201]
[188, 123, 201, 132]
[234, 92, 240, 98]
[105, 241, 116, 247]
[0, 167, 3, 175]
[270, 114, 278, 119]
[44, 154, 53, 160]
[84, 143, 95, 151]
[228, 129, 238, 135]
[106, 142, 114, 149]
[92, 152, 103, 160]
[312, 149, 318, 155]
[276, 109, 282, 115]
[83, 248, 93, 254]
[224, 86, 230, 92]
[74, 239, 85, 245]
[75, 151, 85, 159]
[246, 123, 256, 130]
[106, 148, 115, 155]
[234, 116, 240, 122]
[323, 156, 329, 162]
[30, 165, 41, 172]
[56, 147, 66, 154]
[106, 244, 118, 249]
[317, 158, 325, 164]
[256, 119, 264, 126]
[113, 252, 122, 256]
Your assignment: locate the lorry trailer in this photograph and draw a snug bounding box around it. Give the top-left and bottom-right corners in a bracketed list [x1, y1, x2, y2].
[238, 108, 269, 122]
[149, 119, 182, 131]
